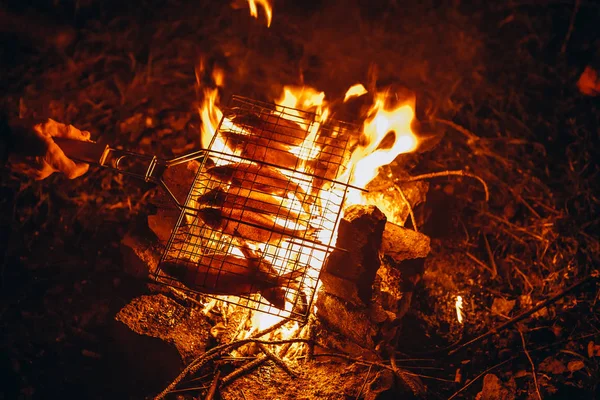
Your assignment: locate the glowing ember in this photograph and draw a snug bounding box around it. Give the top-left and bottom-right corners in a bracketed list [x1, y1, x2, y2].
[455, 295, 464, 324]
[343, 83, 368, 102]
[247, 0, 273, 27]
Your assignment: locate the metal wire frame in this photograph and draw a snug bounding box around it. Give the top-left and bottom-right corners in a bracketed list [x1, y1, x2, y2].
[154, 96, 359, 320]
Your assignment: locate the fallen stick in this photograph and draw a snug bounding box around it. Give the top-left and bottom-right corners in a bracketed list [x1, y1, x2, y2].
[306, 316, 316, 362]
[220, 355, 268, 388]
[258, 343, 298, 378]
[447, 359, 512, 400]
[204, 370, 221, 400]
[400, 170, 489, 202]
[153, 316, 292, 400]
[447, 273, 598, 356]
[220, 333, 304, 389]
[448, 331, 600, 399]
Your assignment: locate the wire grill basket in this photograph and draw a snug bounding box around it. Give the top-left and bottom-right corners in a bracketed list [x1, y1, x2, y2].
[154, 95, 358, 320]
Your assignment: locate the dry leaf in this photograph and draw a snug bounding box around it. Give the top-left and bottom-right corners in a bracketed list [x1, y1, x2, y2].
[587, 341, 600, 357]
[514, 370, 528, 378]
[491, 297, 516, 316]
[577, 66, 600, 96]
[567, 360, 585, 372]
[539, 357, 566, 375]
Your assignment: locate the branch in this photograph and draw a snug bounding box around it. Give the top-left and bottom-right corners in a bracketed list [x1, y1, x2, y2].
[447, 273, 598, 356]
[400, 170, 489, 202]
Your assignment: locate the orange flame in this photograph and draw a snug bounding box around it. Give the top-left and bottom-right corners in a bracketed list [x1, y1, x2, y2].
[194, 74, 420, 339]
[345, 88, 418, 205]
[456, 295, 464, 324]
[247, 0, 273, 27]
[343, 83, 367, 102]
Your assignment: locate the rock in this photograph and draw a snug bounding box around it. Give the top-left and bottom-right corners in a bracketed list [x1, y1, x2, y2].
[151, 160, 200, 209]
[115, 294, 211, 361]
[120, 223, 162, 279]
[105, 319, 183, 397]
[375, 223, 429, 347]
[539, 356, 567, 375]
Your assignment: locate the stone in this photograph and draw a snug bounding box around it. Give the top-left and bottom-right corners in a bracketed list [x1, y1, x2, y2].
[115, 294, 211, 361]
[120, 221, 162, 279]
[105, 319, 183, 397]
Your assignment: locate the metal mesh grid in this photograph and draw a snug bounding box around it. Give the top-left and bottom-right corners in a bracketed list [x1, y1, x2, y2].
[154, 95, 357, 320]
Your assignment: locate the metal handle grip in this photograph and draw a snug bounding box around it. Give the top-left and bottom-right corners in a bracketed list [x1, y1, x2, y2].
[54, 137, 109, 165]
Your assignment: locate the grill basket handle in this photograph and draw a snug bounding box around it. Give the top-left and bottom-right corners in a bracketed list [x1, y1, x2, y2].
[54, 137, 110, 165]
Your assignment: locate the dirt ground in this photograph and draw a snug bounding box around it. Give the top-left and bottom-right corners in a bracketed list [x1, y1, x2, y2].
[1, 0, 599, 399]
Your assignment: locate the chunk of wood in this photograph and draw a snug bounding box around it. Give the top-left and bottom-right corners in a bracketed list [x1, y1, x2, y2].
[381, 221, 430, 263]
[320, 205, 387, 305]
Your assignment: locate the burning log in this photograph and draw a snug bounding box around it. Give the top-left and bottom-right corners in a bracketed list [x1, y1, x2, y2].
[320, 205, 387, 305]
[316, 204, 430, 357]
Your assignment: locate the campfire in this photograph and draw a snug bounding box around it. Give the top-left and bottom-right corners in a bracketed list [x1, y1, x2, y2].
[6, 0, 599, 399]
[115, 3, 436, 395]
[113, 64, 436, 397]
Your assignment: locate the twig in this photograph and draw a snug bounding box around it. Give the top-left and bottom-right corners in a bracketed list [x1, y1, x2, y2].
[220, 355, 268, 388]
[483, 211, 546, 242]
[306, 316, 316, 362]
[400, 170, 489, 202]
[396, 185, 418, 232]
[251, 317, 290, 339]
[231, 310, 253, 342]
[277, 322, 306, 359]
[519, 329, 542, 400]
[168, 287, 205, 308]
[511, 262, 535, 293]
[258, 343, 298, 378]
[434, 118, 480, 142]
[355, 364, 373, 400]
[447, 274, 597, 356]
[204, 370, 221, 400]
[391, 354, 425, 397]
[447, 330, 600, 399]
[300, 352, 454, 383]
[447, 358, 512, 400]
[154, 335, 304, 399]
[561, 0, 581, 54]
[466, 252, 497, 277]
[483, 234, 498, 279]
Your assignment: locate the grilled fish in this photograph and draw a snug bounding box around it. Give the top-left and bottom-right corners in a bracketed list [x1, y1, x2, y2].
[205, 162, 310, 210]
[198, 207, 319, 244]
[161, 250, 302, 309]
[198, 187, 308, 223]
[219, 130, 301, 169]
[233, 112, 309, 146]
